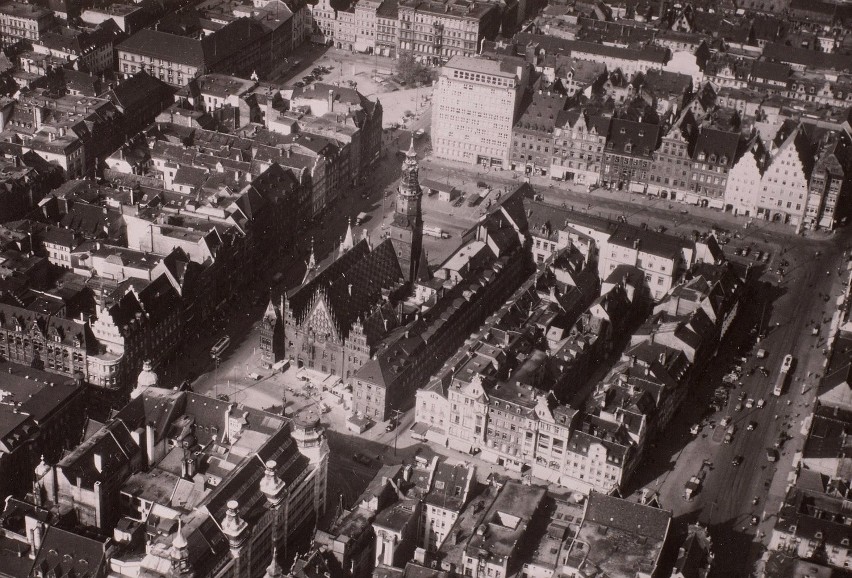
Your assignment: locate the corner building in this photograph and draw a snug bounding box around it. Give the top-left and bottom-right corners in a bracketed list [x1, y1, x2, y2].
[432, 55, 529, 168]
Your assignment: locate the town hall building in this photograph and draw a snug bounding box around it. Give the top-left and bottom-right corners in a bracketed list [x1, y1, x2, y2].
[272, 141, 429, 380]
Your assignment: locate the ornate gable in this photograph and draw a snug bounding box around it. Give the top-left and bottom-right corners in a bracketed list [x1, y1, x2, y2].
[307, 296, 339, 342]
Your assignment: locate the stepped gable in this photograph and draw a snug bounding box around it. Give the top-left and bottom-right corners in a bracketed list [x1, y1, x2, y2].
[287, 238, 404, 340]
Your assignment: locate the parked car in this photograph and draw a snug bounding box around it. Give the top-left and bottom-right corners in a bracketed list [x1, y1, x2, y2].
[353, 453, 372, 465]
[747, 421, 757, 431]
[385, 422, 396, 432]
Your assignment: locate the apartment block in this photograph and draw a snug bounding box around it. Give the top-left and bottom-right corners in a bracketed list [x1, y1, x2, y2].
[32, 25, 118, 74]
[769, 472, 851, 570]
[376, 0, 398, 56]
[647, 110, 696, 202]
[397, 0, 500, 65]
[432, 55, 529, 168]
[684, 127, 740, 209]
[0, 1, 54, 48]
[564, 492, 672, 578]
[550, 108, 610, 185]
[598, 224, 694, 301]
[117, 16, 290, 87]
[510, 90, 567, 176]
[805, 129, 852, 231]
[462, 481, 546, 578]
[599, 118, 660, 194]
[354, 0, 381, 52]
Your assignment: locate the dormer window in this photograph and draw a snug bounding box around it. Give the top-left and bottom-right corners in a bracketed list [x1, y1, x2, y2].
[709, 154, 716, 163]
[815, 532, 823, 540]
[620, 128, 626, 134]
[625, 143, 632, 153]
[698, 152, 706, 161]
[720, 156, 727, 165]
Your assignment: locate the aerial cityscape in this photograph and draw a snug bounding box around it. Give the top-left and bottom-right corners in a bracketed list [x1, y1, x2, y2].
[0, 0, 850, 575]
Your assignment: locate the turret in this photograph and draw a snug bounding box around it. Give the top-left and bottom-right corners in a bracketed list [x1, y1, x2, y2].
[131, 360, 158, 399]
[34, 455, 57, 506]
[303, 239, 318, 284]
[169, 520, 193, 577]
[221, 500, 249, 558]
[340, 218, 355, 253]
[259, 460, 287, 508]
[264, 548, 283, 578]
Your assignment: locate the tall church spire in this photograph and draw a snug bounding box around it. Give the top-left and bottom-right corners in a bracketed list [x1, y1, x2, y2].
[390, 137, 424, 283]
[340, 218, 355, 253]
[303, 239, 317, 284]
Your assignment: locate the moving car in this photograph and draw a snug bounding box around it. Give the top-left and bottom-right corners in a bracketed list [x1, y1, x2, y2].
[747, 421, 757, 431]
[732, 455, 743, 466]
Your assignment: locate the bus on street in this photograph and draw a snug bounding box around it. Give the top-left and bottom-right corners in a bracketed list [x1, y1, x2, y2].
[774, 354, 793, 396]
[210, 335, 231, 359]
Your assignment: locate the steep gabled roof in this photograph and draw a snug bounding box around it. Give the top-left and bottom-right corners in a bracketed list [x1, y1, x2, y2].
[57, 419, 139, 487]
[287, 238, 403, 340]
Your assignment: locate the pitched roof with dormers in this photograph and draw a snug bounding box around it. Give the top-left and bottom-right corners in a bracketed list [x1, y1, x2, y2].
[57, 419, 140, 488]
[605, 118, 660, 159]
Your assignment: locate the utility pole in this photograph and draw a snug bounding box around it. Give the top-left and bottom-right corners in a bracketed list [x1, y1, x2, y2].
[391, 408, 403, 456]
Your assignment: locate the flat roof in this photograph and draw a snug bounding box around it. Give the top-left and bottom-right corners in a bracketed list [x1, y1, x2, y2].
[445, 56, 519, 78]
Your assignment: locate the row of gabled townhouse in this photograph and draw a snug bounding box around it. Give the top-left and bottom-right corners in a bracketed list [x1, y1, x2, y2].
[725, 120, 852, 229]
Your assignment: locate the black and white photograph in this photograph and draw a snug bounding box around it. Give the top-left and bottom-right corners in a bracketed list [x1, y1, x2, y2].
[0, 0, 850, 575]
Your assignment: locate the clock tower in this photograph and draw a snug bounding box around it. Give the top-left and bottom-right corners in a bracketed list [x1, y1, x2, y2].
[390, 138, 425, 282]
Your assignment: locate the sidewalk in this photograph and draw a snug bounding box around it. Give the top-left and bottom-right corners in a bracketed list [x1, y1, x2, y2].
[422, 155, 837, 244]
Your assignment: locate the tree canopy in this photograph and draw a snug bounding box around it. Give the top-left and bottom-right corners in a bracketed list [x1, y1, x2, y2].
[394, 52, 437, 86]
